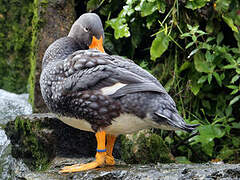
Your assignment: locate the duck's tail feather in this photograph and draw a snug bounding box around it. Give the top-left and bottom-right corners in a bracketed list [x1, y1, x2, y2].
[154, 112, 200, 133]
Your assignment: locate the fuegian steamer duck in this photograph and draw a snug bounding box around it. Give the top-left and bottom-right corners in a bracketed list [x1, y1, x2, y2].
[40, 13, 199, 173]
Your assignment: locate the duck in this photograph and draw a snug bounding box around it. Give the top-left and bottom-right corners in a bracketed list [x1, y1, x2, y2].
[40, 13, 199, 173]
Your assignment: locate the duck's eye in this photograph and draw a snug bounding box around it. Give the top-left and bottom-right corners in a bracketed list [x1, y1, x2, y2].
[83, 27, 89, 32]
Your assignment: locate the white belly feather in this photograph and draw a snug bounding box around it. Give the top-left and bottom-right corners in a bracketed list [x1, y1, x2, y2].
[58, 113, 155, 135]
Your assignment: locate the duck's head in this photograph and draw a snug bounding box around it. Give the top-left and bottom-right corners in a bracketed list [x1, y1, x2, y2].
[68, 13, 105, 52]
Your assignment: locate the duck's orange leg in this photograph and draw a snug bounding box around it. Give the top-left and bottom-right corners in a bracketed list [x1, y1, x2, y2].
[60, 131, 106, 173]
[105, 134, 117, 165]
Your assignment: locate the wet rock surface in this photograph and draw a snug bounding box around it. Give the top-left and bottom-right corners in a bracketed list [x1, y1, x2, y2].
[0, 89, 32, 124]
[15, 162, 240, 180]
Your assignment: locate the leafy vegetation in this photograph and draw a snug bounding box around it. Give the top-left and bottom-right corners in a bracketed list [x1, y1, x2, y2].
[86, 0, 240, 163]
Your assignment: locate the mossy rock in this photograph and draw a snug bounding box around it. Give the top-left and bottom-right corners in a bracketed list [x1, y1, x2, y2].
[4, 113, 97, 171]
[121, 129, 175, 164]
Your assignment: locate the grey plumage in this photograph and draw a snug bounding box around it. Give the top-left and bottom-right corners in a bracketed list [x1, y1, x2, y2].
[40, 13, 199, 133]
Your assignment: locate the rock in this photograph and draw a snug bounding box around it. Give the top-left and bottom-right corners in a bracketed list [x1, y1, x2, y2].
[29, 0, 75, 112]
[0, 89, 32, 124]
[121, 129, 175, 164]
[5, 113, 96, 170]
[14, 162, 240, 180]
[0, 128, 30, 180]
[3, 113, 240, 179]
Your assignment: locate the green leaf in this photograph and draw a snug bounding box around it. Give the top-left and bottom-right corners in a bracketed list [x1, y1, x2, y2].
[206, 37, 215, 42]
[231, 89, 239, 95]
[202, 141, 214, 156]
[188, 49, 199, 58]
[201, 42, 212, 50]
[205, 51, 214, 62]
[230, 95, 240, 105]
[231, 122, 240, 129]
[106, 15, 130, 39]
[186, 41, 195, 49]
[208, 73, 212, 84]
[237, 69, 240, 74]
[220, 73, 225, 80]
[156, 0, 166, 13]
[226, 85, 238, 89]
[225, 106, 232, 117]
[150, 32, 169, 61]
[213, 72, 222, 87]
[217, 32, 224, 45]
[164, 78, 174, 92]
[215, 0, 231, 13]
[179, 61, 191, 73]
[192, 35, 197, 42]
[231, 75, 239, 83]
[185, 0, 208, 10]
[223, 64, 236, 69]
[232, 137, 240, 147]
[187, 24, 193, 30]
[222, 15, 239, 33]
[175, 156, 191, 164]
[181, 32, 191, 38]
[202, 99, 211, 110]
[194, 51, 214, 73]
[135, 0, 158, 17]
[191, 80, 202, 95]
[192, 124, 225, 156]
[217, 146, 234, 160]
[197, 75, 208, 84]
[87, 0, 102, 12]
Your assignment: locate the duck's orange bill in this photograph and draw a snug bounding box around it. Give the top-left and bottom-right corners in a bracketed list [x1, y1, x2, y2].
[89, 36, 105, 53]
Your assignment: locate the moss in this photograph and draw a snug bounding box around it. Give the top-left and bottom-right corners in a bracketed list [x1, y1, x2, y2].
[0, 0, 34, 93]
[28, 0, 40, 108]
[121, 130, 175, 164]
[9, 116, 53, 171]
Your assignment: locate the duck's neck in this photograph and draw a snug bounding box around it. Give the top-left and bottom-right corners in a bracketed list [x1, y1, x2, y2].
[42, 36, 85, 69]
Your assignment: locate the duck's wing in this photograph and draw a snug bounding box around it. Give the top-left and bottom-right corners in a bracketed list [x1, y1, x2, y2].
[43, 50, 167, 99]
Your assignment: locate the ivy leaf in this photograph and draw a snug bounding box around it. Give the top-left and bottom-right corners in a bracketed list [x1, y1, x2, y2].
[150, 32, 169, 61]
[194, 51, 214, 73]
[222, 15, 239, 33]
